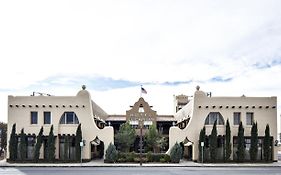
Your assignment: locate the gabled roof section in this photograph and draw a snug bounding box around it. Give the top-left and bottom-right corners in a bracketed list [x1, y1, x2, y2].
[126, 97, 156, 115]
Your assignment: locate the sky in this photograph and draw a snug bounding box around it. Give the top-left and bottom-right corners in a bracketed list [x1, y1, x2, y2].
[0, 0, 280, 127]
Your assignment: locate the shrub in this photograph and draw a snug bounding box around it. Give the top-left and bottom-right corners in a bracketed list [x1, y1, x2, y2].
[236, 122, 245, 162]
[115, 122, 136, 152]
[198, 126, 206, 162]
[115, 152, 169, 163]
[133, 157, 140, 162]
[19, 128, 27, 161]
[146, 151, 153, 162]
[170, 142, 182, 163]
[128, 152, 137, 162]
[210, 120, 217, 162]
[117, 152, 127, 161]
[250, 122, 258, 161]
[34, 127, 43, 162]
[117, 158, 126, 163]
[152, 154, 162, 162]
[75, 124, 82, 161]
[9, 123, 17, 161]
[263, 124, 271, 162]
[144, 124, 161, 152]
[164, 154, 171, 162]
[160, 158, 166, 163]
[46, 125, 56, 162]
[146, 153, 169, 162]
[64, 136, 69, 160]
[225, 119, 231, 161]
[0, 122, 7, 157]
[105, 143, 118, 163]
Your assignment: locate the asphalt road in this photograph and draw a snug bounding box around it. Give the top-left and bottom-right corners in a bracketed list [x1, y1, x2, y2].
[1, 167, 281, 175]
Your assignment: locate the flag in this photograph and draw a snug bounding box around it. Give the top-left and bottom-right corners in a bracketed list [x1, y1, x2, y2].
[141, 87, 147, 94]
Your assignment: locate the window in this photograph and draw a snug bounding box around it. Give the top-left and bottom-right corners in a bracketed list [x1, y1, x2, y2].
[144, 120, 153, 126]
[245, 138, 251, 151]
[59, 136, 76, 160]
[246, 112, 254, 125]
[44, 112, 51, 124]
[138, 106, 144, 113]
[31, 112, 38, 124]
[204, 112, 225, 125]
[233, 112, 241, 125]
[59, 112, 79, 124]
[129, 120, 139, 125]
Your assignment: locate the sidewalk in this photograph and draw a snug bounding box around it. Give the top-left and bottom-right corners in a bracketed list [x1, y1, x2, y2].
[1, 159, 281, 167]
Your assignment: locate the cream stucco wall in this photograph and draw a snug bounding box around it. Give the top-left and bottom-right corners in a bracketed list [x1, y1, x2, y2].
[169, 87, 278, 161]
[7, 88, 114, 160]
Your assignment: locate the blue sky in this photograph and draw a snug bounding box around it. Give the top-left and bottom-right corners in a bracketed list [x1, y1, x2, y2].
[0, 0, 281, 124]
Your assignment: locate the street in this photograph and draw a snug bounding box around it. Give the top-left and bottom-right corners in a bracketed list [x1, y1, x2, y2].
[1, 167, 281, 175]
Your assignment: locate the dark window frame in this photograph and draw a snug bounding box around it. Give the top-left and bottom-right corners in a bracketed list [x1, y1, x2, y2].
[59, 112, 79, 124]
[31, 111, 38, 124]
[246, 112, 254, 125]
[204, 112, 225, 125]
[44, 111, 51, 124]
[233, 112, 241, 125]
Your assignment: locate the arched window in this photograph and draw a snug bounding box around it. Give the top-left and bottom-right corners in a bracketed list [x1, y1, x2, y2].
[204, 112, 224, 125]
[59, 112, 79, 124]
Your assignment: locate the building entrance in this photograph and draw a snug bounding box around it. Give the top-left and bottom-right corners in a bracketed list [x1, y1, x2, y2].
[90, 137, 104, 159]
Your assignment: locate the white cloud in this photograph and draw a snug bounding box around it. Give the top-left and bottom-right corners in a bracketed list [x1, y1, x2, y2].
[0, 0, 280, 130]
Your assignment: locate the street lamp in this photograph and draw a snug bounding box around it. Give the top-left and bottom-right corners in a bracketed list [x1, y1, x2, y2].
[137, 104, 145, 166]
[138, 115, 144, 166]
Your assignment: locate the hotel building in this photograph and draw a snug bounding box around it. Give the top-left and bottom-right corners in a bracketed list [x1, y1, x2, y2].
[7, 85, 278, 161]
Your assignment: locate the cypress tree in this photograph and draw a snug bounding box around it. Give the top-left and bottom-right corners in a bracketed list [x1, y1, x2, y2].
[145, 124, 160, 153]
[64, 135, 69, 160]
[0, 122, 7, 156]
[263, 124, 271, 161]
[225, 119, 231, 161]
[46, 125, 56, 162]
[34, 127, 44, 162]
[236, 122, 245, 162]
[75, 124, 82, 161]
[198, 126, 206, 162]
[115, 122, 136, 152]
[210, 120, 217, 162]
[19, 128, 27, 161]
[9, 123, 17, 161]
[250, 122, 258, 161]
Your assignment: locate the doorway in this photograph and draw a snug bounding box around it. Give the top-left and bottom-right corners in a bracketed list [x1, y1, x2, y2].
[90, 137, 104, 159]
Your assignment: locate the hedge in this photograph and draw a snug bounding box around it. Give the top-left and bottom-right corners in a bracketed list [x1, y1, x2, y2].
[115, 152, 170, 163]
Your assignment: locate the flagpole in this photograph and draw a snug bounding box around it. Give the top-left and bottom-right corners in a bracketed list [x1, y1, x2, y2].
[140, 85, 142, 98]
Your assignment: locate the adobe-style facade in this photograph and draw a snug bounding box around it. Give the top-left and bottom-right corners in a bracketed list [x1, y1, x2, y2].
[6, 85, 278, 162]
[169, 86, 278, 161]
[7, 86, 114, 160]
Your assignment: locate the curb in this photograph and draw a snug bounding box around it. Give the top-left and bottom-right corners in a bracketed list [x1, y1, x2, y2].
[1, 159, 281, 168]
[1, 164, 281, 168]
